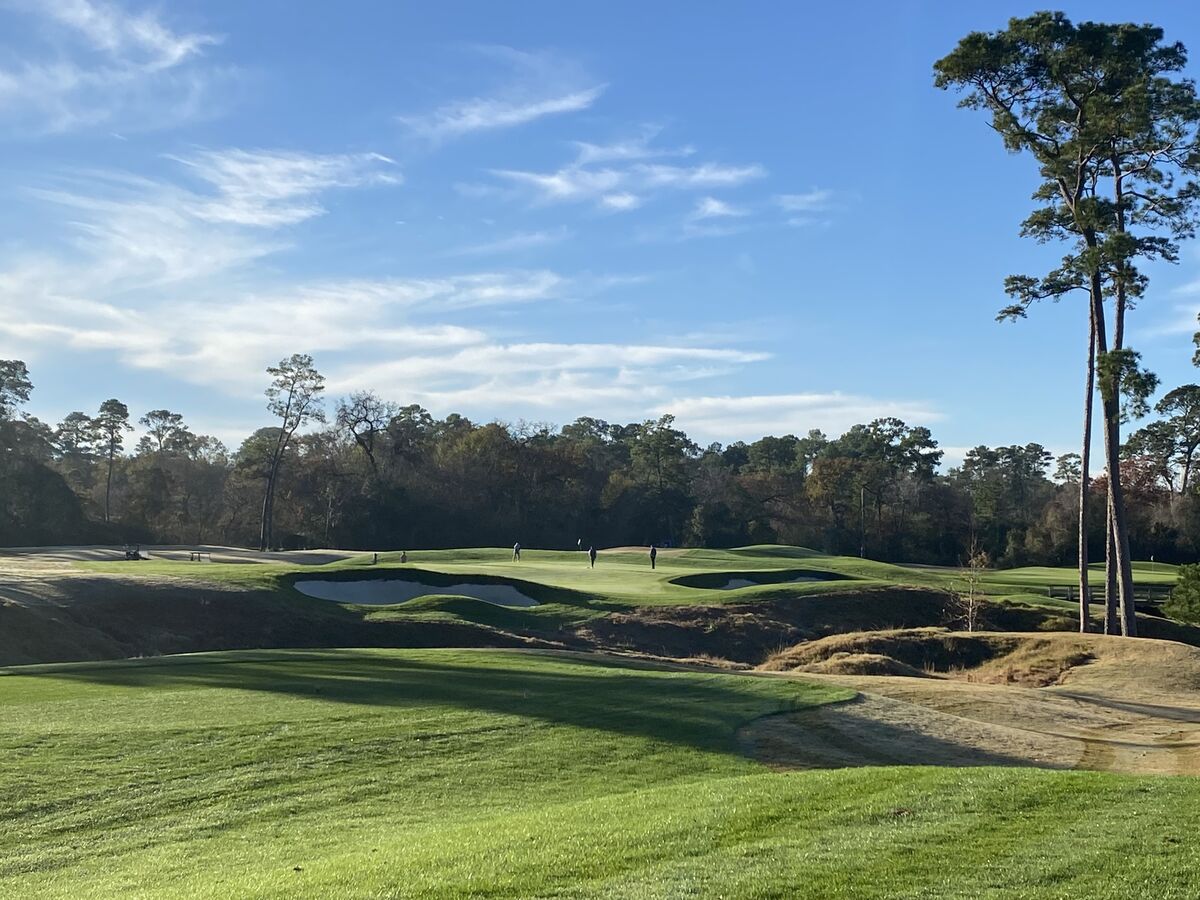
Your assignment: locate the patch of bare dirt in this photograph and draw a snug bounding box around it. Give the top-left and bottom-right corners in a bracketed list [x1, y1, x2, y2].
[742, 633, 1200, 776]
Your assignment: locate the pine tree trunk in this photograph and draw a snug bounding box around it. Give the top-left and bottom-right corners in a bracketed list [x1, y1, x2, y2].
[1106, 412, 1137, 636]
[1105, 512, 1119, 634]
[1091, 286, 1137, 637]
[259, 462, 279, 552]
[1078, 310, 1094, 633]
[105, 446, 114, 524]
[1107, 166, 1137, 637]
[259, 481, 271, 552]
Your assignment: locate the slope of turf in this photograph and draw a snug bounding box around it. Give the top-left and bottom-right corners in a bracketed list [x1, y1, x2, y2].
[3, 648, 1200, 898]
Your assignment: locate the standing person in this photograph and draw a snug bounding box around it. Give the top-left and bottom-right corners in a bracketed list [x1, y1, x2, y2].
[588, 545, 597, 568]
[649, 545, 658, 570]
[400, 550, 407, 563]
[512, 542, 521, 562]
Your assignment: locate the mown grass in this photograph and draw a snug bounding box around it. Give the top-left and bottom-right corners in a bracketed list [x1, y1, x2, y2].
[2, 648, 1199, 898]
[0, 648, 844, 897]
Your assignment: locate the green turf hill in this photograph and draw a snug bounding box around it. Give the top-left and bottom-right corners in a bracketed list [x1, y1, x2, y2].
[0, 545, 1190, 666]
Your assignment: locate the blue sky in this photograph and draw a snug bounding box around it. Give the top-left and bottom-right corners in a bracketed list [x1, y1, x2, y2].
[3, 1, 1200, 463]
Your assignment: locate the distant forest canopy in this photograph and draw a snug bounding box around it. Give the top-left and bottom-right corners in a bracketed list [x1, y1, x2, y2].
[3, 355, 1200, 566]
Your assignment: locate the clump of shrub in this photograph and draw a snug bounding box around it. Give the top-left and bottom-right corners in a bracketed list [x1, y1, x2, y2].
[1164, 564, 1200, 625]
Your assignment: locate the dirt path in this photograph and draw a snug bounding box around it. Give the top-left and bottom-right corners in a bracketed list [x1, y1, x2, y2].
[742, 672, 1200, 775]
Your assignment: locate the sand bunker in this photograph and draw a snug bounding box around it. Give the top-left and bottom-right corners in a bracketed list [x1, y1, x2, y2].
[294, 579, 540, 607]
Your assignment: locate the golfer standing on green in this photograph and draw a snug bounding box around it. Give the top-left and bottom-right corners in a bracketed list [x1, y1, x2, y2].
[649, 545, 657, 570]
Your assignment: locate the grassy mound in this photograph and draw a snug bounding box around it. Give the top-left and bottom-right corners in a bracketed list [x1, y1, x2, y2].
[729, 544, 826, 558]
[761, 628, 1099, 685]
[792, 651, 930, 677]
[762, 628, 1131, 688]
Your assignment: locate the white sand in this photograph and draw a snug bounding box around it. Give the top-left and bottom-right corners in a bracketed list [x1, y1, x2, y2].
[294, 579, 540, 607]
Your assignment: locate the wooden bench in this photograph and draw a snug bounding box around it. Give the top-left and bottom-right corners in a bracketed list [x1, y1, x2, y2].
[188, 551, 212, 562]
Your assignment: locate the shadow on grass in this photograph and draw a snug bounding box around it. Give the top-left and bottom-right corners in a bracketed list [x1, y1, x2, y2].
[26, 651, 844, 755]
[1054, 690, 1200, 724]
[670, 569, 851, 590]
[362, 596, 609, 632]
[745, 699, 1076, 771]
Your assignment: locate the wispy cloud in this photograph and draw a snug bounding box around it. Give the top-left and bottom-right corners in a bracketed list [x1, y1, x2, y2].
[1137, 301, 1200, 339]
[170, 148, 400, 227]
[28, 149, 398, 286]
[490, 132, 766, 211]
[775, 188, 839, 226]
[691, 196, 747, 220]
[571, 127, 694, 165]
[657, 392, 943, 442]
[492, 165, 625, 202]
[37, 0, 219, 69]
[639, 163, 765, 189]
[332, 343, 770, 418]
[775, 189, 835, 212]
[634, 196, 752, 244]
[600, 192, 642, 211]
[0, 0, 228, 133]
[445, 228, 572, 257]
[398, 47, 603, 141]
[0, 261, 571, 394]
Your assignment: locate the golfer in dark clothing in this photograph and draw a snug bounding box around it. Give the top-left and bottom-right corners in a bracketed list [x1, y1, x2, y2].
[588, 546, 597, 568]
[650, 545, 658, 569]
[513, 542, 521, 561]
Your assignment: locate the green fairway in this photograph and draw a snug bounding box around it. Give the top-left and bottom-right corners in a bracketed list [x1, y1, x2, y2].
[3, 648, 1200, 898]
[71, 544, 1181, 611]
[75, 544, 1180, 594]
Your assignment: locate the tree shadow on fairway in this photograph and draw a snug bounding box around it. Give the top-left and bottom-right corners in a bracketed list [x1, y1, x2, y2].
[25, 651, 844, 755]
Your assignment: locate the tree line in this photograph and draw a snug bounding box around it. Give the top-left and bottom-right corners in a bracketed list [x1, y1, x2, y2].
[5, 354, 1200, 580]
